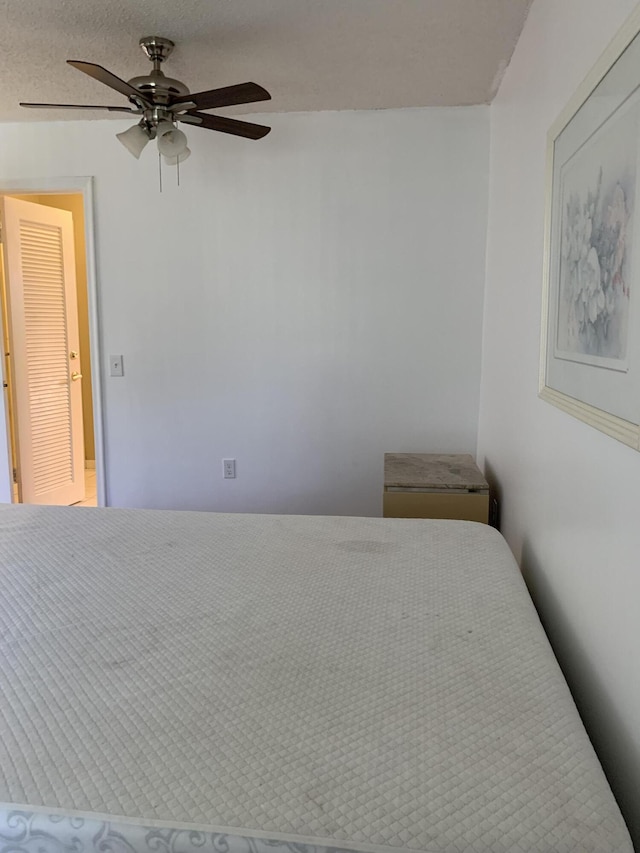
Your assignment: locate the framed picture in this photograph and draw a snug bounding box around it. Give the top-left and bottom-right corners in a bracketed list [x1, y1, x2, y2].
[540, 8, 640, 449]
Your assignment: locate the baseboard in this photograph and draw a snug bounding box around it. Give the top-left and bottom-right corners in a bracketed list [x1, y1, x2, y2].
[85, 460, 96, 469]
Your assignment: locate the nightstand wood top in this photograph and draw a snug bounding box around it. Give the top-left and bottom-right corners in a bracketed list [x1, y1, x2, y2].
[384, 453, 488, 491]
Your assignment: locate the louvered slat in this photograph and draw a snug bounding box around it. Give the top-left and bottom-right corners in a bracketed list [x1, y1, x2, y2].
[20, 219, 73, 496]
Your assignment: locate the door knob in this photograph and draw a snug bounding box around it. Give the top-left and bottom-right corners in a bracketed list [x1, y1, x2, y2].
[71, 372, 83, 381]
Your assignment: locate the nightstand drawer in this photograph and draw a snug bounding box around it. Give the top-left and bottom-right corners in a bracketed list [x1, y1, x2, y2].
[383, 490, 489, 522]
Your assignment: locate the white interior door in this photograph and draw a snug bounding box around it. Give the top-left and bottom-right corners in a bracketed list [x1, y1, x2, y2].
[1, 196, 85, 505]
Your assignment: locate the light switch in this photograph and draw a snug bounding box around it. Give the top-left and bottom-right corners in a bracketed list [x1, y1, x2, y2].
[109, 355, 124, 377]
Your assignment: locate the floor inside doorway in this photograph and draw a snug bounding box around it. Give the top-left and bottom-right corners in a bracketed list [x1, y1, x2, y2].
[13, 468, 98, 506]
[75, 468, 97, 507]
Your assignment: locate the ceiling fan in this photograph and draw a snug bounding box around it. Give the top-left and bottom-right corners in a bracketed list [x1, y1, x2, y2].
[20, 36, 272, 166]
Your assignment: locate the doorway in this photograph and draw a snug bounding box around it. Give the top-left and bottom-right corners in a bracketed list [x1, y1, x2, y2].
[0, 179, 105, 506]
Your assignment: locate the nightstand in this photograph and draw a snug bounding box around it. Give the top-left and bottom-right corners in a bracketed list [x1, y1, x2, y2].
[383, 453, 490, 523]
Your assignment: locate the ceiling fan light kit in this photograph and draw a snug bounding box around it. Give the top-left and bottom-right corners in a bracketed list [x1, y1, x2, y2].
[155, 121, 188, 157]
[20, 35, 272, 181]
[115, 121, 151, 158]
[163, 147, 191, 166]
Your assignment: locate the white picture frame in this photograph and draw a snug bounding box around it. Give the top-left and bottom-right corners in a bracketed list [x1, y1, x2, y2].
[540, 7, 640, 449]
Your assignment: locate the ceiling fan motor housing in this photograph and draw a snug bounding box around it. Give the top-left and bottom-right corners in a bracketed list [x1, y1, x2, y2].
[128, 36, 190, 108]
[127, 73, 190, 106]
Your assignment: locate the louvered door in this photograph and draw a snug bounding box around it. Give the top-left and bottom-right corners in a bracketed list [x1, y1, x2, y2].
[1, 196, 85, 505]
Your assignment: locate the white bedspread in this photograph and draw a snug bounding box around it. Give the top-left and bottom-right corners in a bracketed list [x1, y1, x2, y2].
[0, 505, 632, 853]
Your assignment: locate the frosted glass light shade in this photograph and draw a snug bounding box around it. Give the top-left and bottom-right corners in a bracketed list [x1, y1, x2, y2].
[116, 123, 150, 159]
[163, 147, 191, 166]
[156, 122, 188, 157]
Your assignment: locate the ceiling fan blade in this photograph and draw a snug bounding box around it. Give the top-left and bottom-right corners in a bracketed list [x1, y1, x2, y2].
[181, 111, 271, 139]
[20, 102, 138, 113]
[172, 82, 271, 111]
[67, 60, 147, 102]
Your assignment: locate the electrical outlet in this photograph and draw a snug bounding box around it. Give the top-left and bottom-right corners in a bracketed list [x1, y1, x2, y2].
[223, 459, 236, 479]
[109, 355, 124, 377]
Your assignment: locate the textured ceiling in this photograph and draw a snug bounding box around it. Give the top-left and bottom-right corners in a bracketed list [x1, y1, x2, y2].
[0, 0, 532, 122]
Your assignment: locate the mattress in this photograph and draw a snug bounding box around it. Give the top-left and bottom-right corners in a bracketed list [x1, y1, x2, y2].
[0, 504, 631, 853]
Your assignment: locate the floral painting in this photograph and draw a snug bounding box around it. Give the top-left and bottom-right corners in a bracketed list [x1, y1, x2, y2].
[555, 102, 639, 370]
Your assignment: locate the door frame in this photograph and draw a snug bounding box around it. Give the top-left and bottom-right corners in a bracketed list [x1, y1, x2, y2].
[0, 176, 106, 507]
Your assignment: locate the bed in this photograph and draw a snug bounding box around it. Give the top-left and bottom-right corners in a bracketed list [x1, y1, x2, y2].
[0, 504, 632, 853]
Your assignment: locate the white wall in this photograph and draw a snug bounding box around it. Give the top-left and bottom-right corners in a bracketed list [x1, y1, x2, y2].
[0, 106, 489, 515]
[478, 0, 640, 843]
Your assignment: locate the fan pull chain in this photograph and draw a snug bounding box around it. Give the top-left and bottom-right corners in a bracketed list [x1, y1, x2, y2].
[158, 151, 163, 193]
[177, 155, 180, 187]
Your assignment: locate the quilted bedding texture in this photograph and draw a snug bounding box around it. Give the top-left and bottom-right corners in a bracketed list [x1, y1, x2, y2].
[0, 505, 632, 853]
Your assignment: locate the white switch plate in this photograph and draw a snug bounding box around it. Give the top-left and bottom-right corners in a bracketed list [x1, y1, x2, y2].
[109, 355, 124, 377]
[223, 459, 236, 479]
